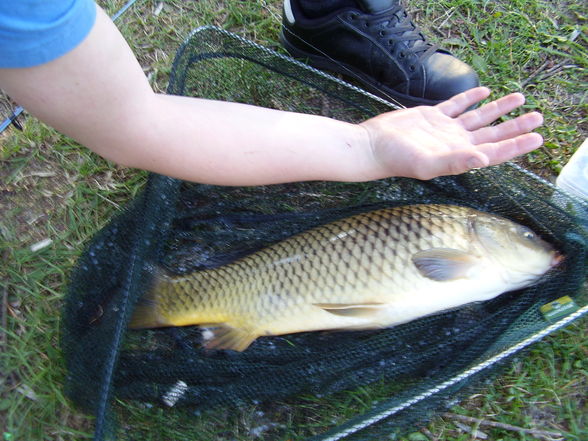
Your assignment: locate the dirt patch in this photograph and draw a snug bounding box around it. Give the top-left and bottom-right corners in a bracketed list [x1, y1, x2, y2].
[0, 152, 73, 245]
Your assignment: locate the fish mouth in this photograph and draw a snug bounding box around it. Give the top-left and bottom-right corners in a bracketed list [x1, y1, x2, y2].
[551, 252, 565, 267]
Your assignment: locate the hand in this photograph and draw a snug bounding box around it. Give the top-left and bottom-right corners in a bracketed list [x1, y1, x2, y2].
[360, 87, 544, 180]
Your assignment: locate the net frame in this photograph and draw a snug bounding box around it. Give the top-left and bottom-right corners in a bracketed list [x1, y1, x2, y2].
[61, 26, 588, 441]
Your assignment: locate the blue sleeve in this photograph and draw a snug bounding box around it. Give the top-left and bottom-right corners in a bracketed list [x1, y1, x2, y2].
[0, 0, 97, 68]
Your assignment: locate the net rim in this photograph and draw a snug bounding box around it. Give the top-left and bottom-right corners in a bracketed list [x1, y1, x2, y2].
[312, 301, 588, 441]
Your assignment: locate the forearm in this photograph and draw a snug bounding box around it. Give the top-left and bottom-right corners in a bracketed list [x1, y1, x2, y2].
[111, 94, 377, 185]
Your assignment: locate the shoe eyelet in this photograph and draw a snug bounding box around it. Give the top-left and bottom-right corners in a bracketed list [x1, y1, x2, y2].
[399, 51, 406, 58]
[409, 65, 416, 72]
[379, 30, 385, 37]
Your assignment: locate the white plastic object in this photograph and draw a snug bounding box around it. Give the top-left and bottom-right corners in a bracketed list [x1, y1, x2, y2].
[556, 138, 588, 201]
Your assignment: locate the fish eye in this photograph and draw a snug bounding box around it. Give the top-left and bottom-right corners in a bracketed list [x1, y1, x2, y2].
[518, 227, 536, 241]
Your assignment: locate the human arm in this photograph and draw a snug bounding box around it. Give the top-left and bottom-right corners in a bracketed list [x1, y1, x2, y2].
[0, 4, 543, 185]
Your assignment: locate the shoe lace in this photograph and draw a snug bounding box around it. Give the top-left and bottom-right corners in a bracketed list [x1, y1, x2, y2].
[350, 4, 438, 68]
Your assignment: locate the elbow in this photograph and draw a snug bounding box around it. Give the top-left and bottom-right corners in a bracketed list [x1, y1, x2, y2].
[82, 118, 162, 172]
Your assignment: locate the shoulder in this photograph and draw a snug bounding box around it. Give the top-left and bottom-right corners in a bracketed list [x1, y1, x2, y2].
[0, 0, 98, 68]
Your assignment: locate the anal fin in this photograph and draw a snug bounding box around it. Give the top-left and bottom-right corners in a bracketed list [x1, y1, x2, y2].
[204, 325, 260, 352]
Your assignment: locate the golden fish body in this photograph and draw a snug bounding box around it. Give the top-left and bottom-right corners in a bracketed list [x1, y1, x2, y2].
[130, 204, 560, 351]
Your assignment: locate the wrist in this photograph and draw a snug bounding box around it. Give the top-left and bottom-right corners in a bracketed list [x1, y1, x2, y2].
[355, 121, 402, 181]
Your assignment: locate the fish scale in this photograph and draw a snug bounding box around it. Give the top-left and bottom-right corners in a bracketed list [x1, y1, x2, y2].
[129, 204, 559, 351]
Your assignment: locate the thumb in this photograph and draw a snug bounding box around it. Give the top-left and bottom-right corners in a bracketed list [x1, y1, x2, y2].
[435, 151, 490, 178]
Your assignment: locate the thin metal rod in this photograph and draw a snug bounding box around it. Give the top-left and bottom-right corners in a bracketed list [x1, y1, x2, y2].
[110, 0, 141, 22]
[0, 106, 23, 133]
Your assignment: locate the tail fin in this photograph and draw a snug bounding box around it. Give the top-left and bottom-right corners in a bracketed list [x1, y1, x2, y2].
[128, 266, 170, 329]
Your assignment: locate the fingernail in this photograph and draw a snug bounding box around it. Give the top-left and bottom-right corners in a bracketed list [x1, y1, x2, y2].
[467, 157, 484, 170]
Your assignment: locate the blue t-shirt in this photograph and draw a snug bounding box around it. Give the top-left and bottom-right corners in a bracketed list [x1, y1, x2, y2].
[0, 0, 97, 68]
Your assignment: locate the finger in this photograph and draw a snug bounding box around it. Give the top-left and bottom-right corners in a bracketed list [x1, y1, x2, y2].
[470, 111, 543, 145]
[476, 132, 544, 166]
[458, 92, 526, 131]
[421, 132, 542, 179]
[436, 87, 491, 118]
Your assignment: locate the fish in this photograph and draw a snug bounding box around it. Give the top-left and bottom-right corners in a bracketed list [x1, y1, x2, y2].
[129, 204, 562, 351]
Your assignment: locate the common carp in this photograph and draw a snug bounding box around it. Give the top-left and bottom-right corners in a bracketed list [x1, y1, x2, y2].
[129, 204, 561, 351]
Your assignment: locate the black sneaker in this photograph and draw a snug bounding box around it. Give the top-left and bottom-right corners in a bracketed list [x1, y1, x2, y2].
[281, 0, 480, 107]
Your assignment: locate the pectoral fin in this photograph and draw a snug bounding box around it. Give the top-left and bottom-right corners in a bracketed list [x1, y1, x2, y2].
[412, 248, 479, 281]
[314, 302, 387, 318]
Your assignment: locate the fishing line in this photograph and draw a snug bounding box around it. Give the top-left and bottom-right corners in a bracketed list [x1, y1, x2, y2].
[281, 25, 406, 109]
[260, 0, 407, 109]
[184, 24, 400, 112]
[0, 0, 143, 135]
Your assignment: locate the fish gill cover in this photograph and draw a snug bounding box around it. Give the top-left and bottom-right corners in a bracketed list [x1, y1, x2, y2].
[61, 27, 588, 441]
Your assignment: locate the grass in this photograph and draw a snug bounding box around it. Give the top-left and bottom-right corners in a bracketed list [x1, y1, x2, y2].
[1, 0, 586, 440]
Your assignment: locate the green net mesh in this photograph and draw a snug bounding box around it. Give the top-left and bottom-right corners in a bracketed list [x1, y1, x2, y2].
[61, 27, 588, 441]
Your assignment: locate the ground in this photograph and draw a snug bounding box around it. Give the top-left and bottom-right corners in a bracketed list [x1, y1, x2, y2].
[1, 0, 586, 440]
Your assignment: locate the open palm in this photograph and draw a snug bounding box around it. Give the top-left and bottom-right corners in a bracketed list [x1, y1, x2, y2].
[361, 87, 544, 180]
